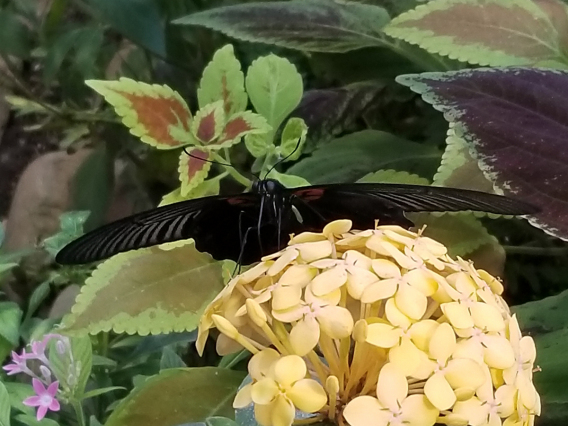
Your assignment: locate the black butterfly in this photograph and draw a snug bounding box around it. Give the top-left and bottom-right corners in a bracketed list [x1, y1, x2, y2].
[55, 179, 538, 265]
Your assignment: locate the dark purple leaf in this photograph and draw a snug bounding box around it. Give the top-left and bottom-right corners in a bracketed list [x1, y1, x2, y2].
[173, 0, 390, 53]
[397, 67, 568, 240]
[291, 82, 384, 150]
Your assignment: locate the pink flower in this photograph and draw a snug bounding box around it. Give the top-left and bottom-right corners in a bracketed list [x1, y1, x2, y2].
[23, 379, 61, 421]
[3, 350, 32, 376]
[28, 334, 60, 364]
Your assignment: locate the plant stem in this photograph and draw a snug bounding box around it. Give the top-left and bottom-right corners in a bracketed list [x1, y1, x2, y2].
[71, 399, 86, 426]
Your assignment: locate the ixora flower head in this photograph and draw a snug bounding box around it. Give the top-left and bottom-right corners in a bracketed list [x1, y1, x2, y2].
[197, 220, 541, 426]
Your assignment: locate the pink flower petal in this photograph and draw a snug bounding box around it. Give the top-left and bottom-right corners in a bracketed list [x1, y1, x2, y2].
[36, 405, 48, 421]
[23, 396, 41, 407]
[47, 381, 59, 397]
[48, 398, 60, 412]
[32, 378, 46, 395]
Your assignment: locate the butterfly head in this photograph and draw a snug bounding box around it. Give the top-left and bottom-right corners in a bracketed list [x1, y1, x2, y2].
[251, 178, 286, 196]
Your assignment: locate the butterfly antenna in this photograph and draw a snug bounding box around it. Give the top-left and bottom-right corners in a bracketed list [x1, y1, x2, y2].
[263, 135, 303, 179]
[183, 146, 233, 168]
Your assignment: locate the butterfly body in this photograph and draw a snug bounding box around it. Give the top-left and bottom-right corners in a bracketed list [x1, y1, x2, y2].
[55, 179, 538, 265]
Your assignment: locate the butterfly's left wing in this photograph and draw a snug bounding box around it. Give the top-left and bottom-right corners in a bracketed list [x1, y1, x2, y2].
[55, 193, 269, 265]
[286, 183, 539, 231]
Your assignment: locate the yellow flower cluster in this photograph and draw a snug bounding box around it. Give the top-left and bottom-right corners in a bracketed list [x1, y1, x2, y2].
[197, 220, 540, 426]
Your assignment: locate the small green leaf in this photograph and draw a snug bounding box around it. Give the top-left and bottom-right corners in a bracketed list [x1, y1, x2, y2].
[246, 55, 303, 133]
[0, 382, 10, 426]
[279, 118, 307, 162]
[43, 211, 90, 257]
[105, 368, 246, 426]
[25, 281, 51, 321]
[266, 170, 310, 188]
[81, 386, 125, 400]
[358, 169, 429, 185]
[206, 417, 239, 426]
[0, 10, 32, 57]
[160, 347, 186, 370]
[192, 101, 225, 145]
[198, 45, 248, 115]
[61, 242, 226, 335]
[214, 112, 271, 150]
[13, 414, 59, 426]
[384, 0, 568, 67]
[0, 302, 22, 346]
[179, 149, 212, 197]
[245, 133, 273, 158]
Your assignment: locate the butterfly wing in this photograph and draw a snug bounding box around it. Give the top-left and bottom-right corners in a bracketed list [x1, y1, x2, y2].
[55, 193, 267, 265]
[286, 183, 538, 231]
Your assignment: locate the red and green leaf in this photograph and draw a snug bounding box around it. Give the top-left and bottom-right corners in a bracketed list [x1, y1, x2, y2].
[87, 78, 193, 149]
[214, 111, 271, 150]
[178, 148, 212, 197]
[397, 67, 568, 240]
[198, 44, 247, 116]
[61, 242, 226, 335]
[385, 0, 568, 67]
[191, 101, 225, 145]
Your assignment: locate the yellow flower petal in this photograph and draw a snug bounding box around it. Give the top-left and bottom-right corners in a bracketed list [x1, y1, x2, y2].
[429, 323, 456, 363]
[385, 297, 413, 329]
[343, 395, 391, 426]
[425, 372, 457, 411]
[272, 304, 305, 323]
[495, 384, 517, 417]
[453, 338, 484, 364]
[272, 394, 295, 426]
[470, 302, 506, 332]
[441, 302, 474, 329]
[389, 337, 422, 376]
[409, 320, 439, 352]
[344, 250, 373, 269]
[288, 379, 327, 412]
[251, 378, 280, 405]
[272, 285, 302, 311]
[240, 262, 271, 283]
[346, 267, 379, 300]
[405, 269, 438, 296]
[305, 283, 341, 306]
[249, 349, 281, 380]
[395, 283, 427, 320]
[483, 335, 516, 369]
[520, 336, 537, 365]
[268, 248, 299, 276]
[317, 306, 354, 338]
[323, 219, 352, 237]
[361, 278, 397, 303]
[372, 259, 401, 278]
[453, 397, 487, 426]
[296, 240, 333, 262]
[376, 363, 408, 411]
[254, 402, 273, 426]
[310, 266, 347, 296]
[366, 323, 401, 348]
[212, 314, 239, 340]
[400, 394, 440, 426]
[233, 383, 253, 408]
[290, 317, 320, 356]
[279, 264, 316, 288]
[445, 358, 485, 390]
[274, 355, 307, 387]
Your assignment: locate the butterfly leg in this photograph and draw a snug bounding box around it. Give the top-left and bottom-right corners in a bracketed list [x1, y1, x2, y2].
[233, 225, 256, 275]
[256, 196, 265, 255]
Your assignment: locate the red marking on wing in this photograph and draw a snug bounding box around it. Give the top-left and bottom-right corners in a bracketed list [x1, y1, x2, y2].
[227, 196, 255, 206]
[293, 188, 325, 201]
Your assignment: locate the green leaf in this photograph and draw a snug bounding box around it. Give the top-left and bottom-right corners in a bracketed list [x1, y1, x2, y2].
[214, 112, 271, 150]
[87, 78, 193, 149]
[3, 383, 33, 416]
[0, 302, 22, 346]
[160, 347, 186, 370]
[245, 133, 273, 158]
[84, 0, 166, 56]
[206, 417, 238, 426]
[25, 281, 51, 321]
[81, 386, 125, 400]
[288, 130, 441, 184]
[245, 54, 303, 133]
[0, 382, 10, 426]
[61, 242, 226, 335]
[105, 368, 246, 426]
[279, 118, 307, 162]
[48, 335, 92, 397]
[43, 211, 90, 257]
[384, 0, 568, 67]
[265, 170, 310, 188]
[0, 10, 32, 57]
[198, 45, 247, 116]
[13, 414, 59, 426]
[179, 149, 212, 197]
[192, 101, 225, 145]
[174, 0, 390, 53]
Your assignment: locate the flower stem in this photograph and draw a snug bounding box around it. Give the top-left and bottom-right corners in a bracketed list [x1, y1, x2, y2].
[71, 399, 86, 426]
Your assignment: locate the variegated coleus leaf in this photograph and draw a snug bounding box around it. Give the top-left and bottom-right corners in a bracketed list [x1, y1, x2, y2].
[87, 78, 194, 149]
[178, 148, 212, 197]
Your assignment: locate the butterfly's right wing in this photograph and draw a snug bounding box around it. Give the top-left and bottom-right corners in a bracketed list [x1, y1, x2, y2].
[55, 193, 262, 265]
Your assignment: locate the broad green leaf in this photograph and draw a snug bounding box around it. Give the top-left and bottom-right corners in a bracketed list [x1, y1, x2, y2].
[105, 368, 246, 426]
[245, 134, 273, 158]
[245, 55, 303, 133]
[198, 45, 247, 116]
[385, 0, 568, 67]
[0, 302, 22, 346]
[0, 10, 31, 57]
[84, 0, 165, 56]
[87, 78, 193, 149]
[48, 335, 92, 397]
[43, 211, 90, 257]
[192, 101, 225, 145]
[433, 125, 495, 193]
[13, 415, 59, 426]
[0, 263, 17, 276]
[82, 386, 125, 400]
[179, 149, 212, 197]
[265, 170, 310, 188]
[0, 382, 10, 426]
[160, 347, 186, 370]
[288, 130, 440, 184]
[360, 170, 498, 257]
[61, 242, 226, 335]
[174, 0, 390, 53]
[126, 332, 197, 362]
[3, 383, 33, 416]
[279, 118, 307, 162]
